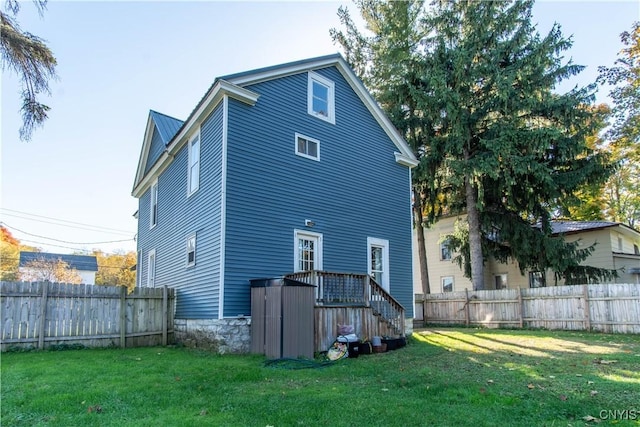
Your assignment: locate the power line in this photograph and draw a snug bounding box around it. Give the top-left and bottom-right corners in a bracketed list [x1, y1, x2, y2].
[0, 208, 135, 236]
[2, 223, 135, 245]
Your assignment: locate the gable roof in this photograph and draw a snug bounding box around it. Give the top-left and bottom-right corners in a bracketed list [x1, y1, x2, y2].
[150, 110, 184, 144]
[19, 252, 99, 272]
[132, 53, 418, 198]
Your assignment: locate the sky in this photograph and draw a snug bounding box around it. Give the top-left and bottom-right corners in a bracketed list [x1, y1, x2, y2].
[1, 0, 638, 255]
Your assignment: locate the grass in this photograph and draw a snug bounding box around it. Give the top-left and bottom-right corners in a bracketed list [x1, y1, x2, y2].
[1, 328, 639, 427]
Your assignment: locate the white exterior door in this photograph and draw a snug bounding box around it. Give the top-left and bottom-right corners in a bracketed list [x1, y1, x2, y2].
[368, 237, 389, 291]
[294, 230, 323, 272]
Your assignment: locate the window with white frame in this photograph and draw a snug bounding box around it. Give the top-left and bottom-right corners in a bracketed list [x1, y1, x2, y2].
[150, 180, 158, 228]
[494, 273, 507, 290]
[186, 234, 196, 267]
[440, 238, 452, 261]
[294, 230, 323, 272]
[188, 131, 200, 195]
[368, 237, 390, 291]
[307, 72, 335, 124]
[147, 249, 156, 288]
[295, 133, 320, 161]
[441, 276, 453, 293]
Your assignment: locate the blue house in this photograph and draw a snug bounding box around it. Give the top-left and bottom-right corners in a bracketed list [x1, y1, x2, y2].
[132, 54, 418, 353]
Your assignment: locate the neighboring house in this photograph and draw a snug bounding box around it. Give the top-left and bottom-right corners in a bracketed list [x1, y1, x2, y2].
[132, 54, 418, 353]
[414, 216, 640, 294]
[19, 251, 99, 285]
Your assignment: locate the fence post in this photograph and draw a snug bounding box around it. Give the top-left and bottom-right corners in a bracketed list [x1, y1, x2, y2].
[518, 288, 524, 329]
[464, 289, 470, 326]
[162, 286, 168, 346]
[38, 282, 49, 350]
[583, 284, 591, 331]
[119, 286, 126, 348]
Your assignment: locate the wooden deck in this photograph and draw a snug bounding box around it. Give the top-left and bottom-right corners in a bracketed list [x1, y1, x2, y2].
[284, 271, 406, 351]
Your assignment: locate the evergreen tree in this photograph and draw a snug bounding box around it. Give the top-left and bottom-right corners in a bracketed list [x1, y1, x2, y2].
[333, 0, 616, 289]
[1, 0, 57, 141]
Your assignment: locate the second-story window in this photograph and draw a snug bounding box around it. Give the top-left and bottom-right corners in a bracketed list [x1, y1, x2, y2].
[308, 72, 335, 124]
[295, 133, 320, 161]
[188, 130, 200, 195]
[150, 180, 158, 229]
[440, 238, 451, 261]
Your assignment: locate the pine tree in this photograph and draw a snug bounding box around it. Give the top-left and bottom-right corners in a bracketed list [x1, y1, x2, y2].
[1, 0, 57, 141]
[332, 0, 616, 289]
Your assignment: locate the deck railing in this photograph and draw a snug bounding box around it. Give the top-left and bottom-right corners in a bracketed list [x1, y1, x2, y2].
[285, 270, 405, 335]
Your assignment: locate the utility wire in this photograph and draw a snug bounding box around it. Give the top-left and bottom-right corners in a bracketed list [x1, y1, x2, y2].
[0, 208, 134, 235]
[2, 223, 134, 245]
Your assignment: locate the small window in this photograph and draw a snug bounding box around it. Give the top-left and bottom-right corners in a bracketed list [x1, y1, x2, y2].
[494, 273, 507, 290]
[186, 234, 196, 267]
[150, 181, 158, 228]
[440, 238, 451, 261]
[188, 131, 200, 195]
[529, 271, 545, 288]
[147, 249, 156, 288]
[308, 72, 335, 124]
[441, 276, 453, 293]
[136, 250, 142, 288]
[295, 133, 320, 161]
[634, 244, 639, 255]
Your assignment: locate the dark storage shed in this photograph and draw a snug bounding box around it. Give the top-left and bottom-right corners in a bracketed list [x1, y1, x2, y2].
[250, 277, 315, 359]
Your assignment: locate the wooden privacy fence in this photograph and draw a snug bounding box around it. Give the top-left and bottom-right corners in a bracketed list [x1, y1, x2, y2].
[0, 281, 175, 351]
[415, 283, 640, 334]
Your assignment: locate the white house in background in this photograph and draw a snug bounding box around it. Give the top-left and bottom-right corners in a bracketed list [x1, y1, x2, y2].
[414, 217, 640, 294]
[19, 252, 99, 285]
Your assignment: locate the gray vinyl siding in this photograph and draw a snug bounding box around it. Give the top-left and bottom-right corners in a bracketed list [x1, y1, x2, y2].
[137, 104, 225, 318]
[145, 127, 166, 175]
[223, 66, 414, 317]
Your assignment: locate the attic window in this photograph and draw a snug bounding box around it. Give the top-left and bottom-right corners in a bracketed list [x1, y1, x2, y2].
[308, 72, 335, 124]
[295, 133, 320, 161]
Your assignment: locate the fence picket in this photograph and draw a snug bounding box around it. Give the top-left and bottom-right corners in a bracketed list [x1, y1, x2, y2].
[0, 281, 175, 351]
[416, 284, 640, 334]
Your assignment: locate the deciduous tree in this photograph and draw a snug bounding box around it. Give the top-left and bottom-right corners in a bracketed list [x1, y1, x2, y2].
[20, 257, 82, 284]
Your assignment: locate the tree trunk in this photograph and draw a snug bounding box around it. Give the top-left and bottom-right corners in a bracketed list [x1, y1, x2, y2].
[465, 175, 485, 290]
[413, 193, 431, 294]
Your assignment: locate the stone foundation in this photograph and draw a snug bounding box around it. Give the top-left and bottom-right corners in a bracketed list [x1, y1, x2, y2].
[174, 318, 251, 354]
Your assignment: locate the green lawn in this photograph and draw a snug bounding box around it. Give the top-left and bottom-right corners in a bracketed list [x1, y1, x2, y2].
[1, 328, 639, 427]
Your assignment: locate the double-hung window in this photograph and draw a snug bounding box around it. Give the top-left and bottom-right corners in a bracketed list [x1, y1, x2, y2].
[308, 72, 335, 124]
[295, 133, 320, 161]
[150, 181, 158, 229]
[147, 249, 156, 288]
[188, 131, 200, 195]
[440, 238, 452, 261]
[186, 234, 196, 267]
[441, 276, 453, 293]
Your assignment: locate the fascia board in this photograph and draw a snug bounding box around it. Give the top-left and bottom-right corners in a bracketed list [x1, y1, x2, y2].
[225, 56, 341, 86]
[132, 116, 157, 193]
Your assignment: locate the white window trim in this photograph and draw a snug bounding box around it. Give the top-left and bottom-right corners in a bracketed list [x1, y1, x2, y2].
[307, 71, 335, 124]
[186, 233, 196, 267]
[294, 133, 320, 161]
[147, 249, 156, 288]
[187, 129, 201, 196]
[441, 276, 454, 293]
[367, 237, 390, 292]
[294, 229, 323, 272]
[150, 180, 158, 229]
[136, 250, 142, 288]
[439, 238, 452, 261]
